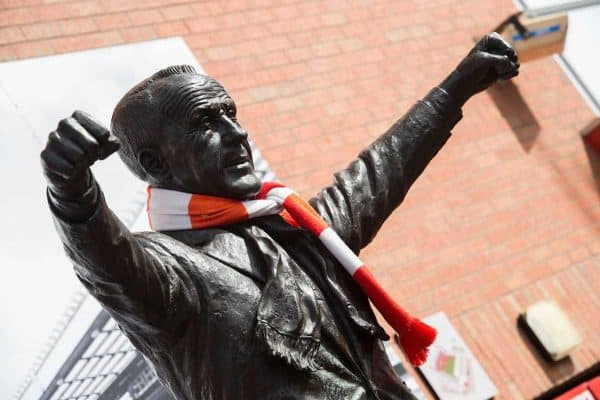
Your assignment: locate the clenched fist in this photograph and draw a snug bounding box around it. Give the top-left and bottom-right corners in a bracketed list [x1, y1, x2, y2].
[41, 110, 120, 199]
[441, 32, 520, 106]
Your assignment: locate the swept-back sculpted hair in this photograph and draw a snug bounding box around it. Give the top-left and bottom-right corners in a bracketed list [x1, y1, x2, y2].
[110, 65, 226, 183]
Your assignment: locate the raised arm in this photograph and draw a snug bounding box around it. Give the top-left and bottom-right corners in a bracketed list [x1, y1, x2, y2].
[41, 111, 194, 342]
[311, 33, 519, 252]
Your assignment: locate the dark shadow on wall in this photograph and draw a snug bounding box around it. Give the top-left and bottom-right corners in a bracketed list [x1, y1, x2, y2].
[534, 362, 600, 400]
[487, 80, 540, 152]
[526, 118, 600, 227]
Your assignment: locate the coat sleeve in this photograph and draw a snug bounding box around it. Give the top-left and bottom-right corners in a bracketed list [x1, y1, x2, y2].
[48, 180, 195, 345]
[309, 87, 462, 254]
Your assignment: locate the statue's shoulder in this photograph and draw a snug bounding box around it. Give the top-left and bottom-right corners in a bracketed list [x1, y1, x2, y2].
[128, 230, 224, 277]
[133, 229, 181, 244]
[130, 228, 246, 265]
[132, 228, 265, 283]
[132, 230, 209, 256]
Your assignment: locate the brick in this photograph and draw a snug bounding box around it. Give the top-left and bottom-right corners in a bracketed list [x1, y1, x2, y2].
[19, 2, 103, 23]
[312, 41, 340, 57]
[204, 44, 235, 61]
[20, 21, 61, 40]
[11, 39, 53, 58]
[61, 1, 103, 19]
[256, 51, 289, 68]
[153, 21, 188, 37]
[160, 4, 193, 21]
[51, 30, 122, 53]
[270, 4, 299, 20]
[58, 17, 97, 36]
[320, 12, 346, 26]
[95, 13, 131, 30]
[0, 7, 34, 26]
[0, 0, 41, 7]
[337, 37, 364, 52]
[184, 16, 219, 34]
[219, 1, 269, 14]
[0, 26, 23, 45]
[99, 0, 138, 13]
[286, 46, 312, 62]
[0, 43, 17, 61]
[183, 32, 210, 49]
[235, 36, 290, 56]
[201, 56, 260, 78]
[189, 1, 222, 17]
[120, 26, 156, 43]
[128, 9, 162, 25]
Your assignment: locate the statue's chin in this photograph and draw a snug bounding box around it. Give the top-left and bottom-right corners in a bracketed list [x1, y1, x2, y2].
[221, 172, 262, 200]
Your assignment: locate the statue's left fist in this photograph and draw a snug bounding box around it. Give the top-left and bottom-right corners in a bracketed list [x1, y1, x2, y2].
[40, 111, 120, 199]
[441, 32, 520, 106]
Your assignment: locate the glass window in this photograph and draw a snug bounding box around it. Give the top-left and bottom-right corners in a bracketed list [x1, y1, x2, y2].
[517, 0, 600, 16]
[559, 4, 600, 114]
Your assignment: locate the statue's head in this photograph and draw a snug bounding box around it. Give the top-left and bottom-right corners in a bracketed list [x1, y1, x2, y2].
[111, 65, 261, 199]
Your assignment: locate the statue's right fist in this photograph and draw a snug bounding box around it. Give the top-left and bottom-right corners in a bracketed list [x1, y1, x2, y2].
[440, 32, 519, 106]
[41, 110, 120, 198]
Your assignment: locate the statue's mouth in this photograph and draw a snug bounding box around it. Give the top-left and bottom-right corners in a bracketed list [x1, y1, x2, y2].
[223, 151, 250, 169]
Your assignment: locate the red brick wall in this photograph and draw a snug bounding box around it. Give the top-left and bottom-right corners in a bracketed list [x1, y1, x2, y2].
[2, 1, 598, 398]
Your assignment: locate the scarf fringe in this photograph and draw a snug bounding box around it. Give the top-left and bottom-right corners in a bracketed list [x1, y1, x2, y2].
[256, 320, 320, 372]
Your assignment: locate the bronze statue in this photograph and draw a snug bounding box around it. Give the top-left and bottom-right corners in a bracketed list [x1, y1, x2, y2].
[41, 33, 519, 399]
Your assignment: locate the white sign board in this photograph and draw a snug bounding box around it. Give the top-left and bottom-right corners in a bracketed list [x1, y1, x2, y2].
[418, 312, 497, 400]
[0, 38, 204, 400]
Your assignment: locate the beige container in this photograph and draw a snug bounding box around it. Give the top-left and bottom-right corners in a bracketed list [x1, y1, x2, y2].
[501, 13, 568, 62]
[523, 300, 582, 361]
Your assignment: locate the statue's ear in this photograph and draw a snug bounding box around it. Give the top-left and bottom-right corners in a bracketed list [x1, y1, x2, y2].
[138, 147, 169, 181]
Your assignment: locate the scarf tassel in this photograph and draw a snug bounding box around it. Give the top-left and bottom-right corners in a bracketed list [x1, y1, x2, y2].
[266, 184, 437, 366]
[353, 267, 436, 366]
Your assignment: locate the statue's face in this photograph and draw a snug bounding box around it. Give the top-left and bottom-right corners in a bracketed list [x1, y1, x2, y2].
[155, 75, 261, 199]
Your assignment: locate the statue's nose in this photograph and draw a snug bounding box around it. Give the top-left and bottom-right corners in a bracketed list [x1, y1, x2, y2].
[221, 114, 248, 143]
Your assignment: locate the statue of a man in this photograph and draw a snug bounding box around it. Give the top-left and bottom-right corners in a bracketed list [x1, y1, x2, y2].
[41, 33, 518, 400]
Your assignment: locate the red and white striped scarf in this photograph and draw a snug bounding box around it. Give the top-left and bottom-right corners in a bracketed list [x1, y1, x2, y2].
[147, 182, 436, 366]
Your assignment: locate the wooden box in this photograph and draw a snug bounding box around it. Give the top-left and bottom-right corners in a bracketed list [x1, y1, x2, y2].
[501, 13, 568, 62]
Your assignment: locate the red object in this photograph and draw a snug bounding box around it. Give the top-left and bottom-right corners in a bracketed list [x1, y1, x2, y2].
[590, 377, 600, 398]
[583, 119, 600, 155]
[353, 267, 437, 366]
[555, 376, 600, 399]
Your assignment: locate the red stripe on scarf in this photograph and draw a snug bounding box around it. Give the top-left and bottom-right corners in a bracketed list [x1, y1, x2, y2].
[188, 194, 249, 229]
[283, 194, 328, 235]
[353, 267, 437, 366]
[257, 181, 285, 199]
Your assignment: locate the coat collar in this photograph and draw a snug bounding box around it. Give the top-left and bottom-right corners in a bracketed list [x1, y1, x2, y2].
[163, 227, 268, 284]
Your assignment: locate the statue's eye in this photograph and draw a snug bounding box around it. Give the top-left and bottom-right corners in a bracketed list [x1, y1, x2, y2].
[226, 107, 237, 120]
[201, 115, 212, 129]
